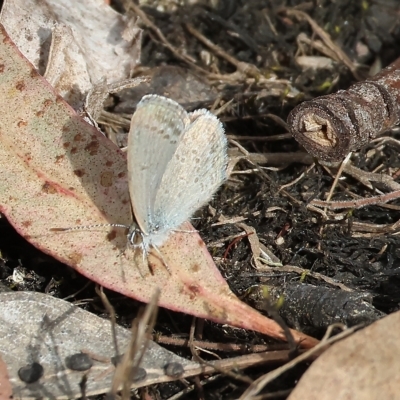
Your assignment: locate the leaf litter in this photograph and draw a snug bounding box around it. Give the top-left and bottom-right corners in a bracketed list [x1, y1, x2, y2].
[0, 20, 321, 346]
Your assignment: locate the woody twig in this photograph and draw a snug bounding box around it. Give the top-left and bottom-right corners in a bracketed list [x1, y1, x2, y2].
[288, 57, 400, 162]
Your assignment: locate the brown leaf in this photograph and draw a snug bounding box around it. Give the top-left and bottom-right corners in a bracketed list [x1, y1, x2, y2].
[289, 313, 400, 399]
[0, 0, 142, 109]
[0, 24, 317, 348]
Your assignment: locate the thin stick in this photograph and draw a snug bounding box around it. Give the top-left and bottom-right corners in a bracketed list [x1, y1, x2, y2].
[311, 189, 400, 210]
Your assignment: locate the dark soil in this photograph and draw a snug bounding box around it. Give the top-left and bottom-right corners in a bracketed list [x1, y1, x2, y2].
[2, 0, 400, 398]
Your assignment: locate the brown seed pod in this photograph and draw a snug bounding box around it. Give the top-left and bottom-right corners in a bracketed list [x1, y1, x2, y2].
[288, 57, 400, 162]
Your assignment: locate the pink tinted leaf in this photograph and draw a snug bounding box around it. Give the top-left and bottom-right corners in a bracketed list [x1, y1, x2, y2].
[0, 25, 318, 348]
[0, 355, 12, 400]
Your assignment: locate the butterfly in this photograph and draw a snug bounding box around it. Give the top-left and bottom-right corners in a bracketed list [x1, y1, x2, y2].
[125, 95, 227, 272]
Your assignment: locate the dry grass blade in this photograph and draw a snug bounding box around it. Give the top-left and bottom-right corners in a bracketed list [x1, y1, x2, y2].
[184, 23, 260, 78]
[126, 2, 208, 74]
[310, 189, 400, 210]
[110, 289, 160, 398]
[96, 286, 120, 357]
[282, 8, 361, 79]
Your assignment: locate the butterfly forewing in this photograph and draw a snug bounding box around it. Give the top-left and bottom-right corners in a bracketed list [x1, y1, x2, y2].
[127, 95, 190, 234]
[153, 109, 227, 233]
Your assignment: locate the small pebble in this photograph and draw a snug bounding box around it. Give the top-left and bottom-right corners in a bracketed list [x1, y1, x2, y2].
[164, 362, 184, 378]
[65, 353, 93, 371]
[131, 367, 147, 382]
[18, 362, 44, 383]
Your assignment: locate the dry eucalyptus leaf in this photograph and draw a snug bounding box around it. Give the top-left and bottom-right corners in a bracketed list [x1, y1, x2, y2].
[0, 0, 142, 109]
[0, 291, 201, 399]
[114, 65, 218, 114]
[0, 24, 317, 348]
[288, 312, 400, 400]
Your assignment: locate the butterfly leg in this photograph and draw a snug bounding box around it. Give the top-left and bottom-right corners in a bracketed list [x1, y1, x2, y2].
[149, 244, 171, 275]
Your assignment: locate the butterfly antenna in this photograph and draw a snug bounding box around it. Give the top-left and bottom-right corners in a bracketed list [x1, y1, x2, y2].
[50, 223, 129, 232]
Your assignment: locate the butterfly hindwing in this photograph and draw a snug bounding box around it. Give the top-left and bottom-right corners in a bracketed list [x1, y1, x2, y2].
[153, 109, 227, 233]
